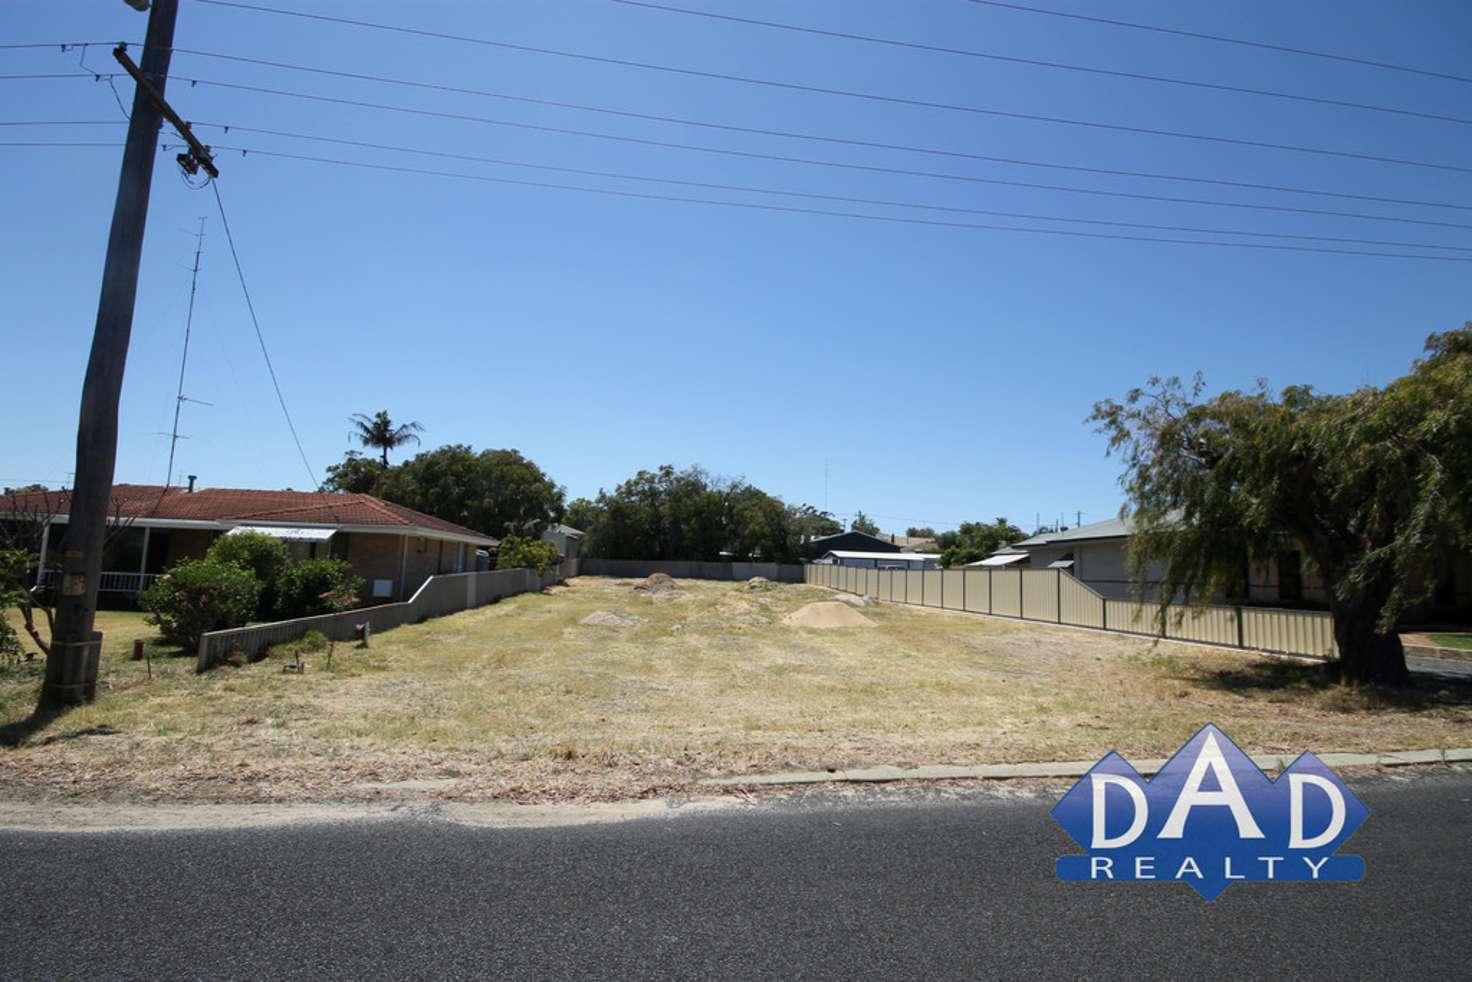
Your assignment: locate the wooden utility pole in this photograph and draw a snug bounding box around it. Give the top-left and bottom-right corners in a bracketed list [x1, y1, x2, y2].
[46, 0, 216, 708]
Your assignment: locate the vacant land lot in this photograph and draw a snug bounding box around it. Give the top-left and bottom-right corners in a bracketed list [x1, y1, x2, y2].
[3, 578, 1470, 802]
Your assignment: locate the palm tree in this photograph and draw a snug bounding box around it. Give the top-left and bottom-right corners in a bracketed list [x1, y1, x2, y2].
[350, 411, 425, 466]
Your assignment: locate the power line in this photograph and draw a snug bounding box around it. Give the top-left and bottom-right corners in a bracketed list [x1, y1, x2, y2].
[191, 0, 1472, 175]
[188, 143, 1472, 263]
[165, 48, 1472, 214]
[965, 0, 1472, 86]
[76, 44, 133, 121]
[0, 41, 129, 50]
[0, 141, 124, 147]
[0, 120, 125, 125]
[209, 180, 319, 488]
[615, 0, 1472, 127]
[0, 72, 123, 81]
[178, 78, 1472, 232]
[186, 124, 1472, 254]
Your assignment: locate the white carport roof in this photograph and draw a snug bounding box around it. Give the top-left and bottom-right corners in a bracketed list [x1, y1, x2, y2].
[229, 525, 337, 543]
[824, 550, 940, 562]
[971, 552, 1027, 567]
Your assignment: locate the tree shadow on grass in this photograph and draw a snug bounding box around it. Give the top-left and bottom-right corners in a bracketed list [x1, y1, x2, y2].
[2, 704, 125, 748]
[1191, 658, 1472, 714]
[0, 702, 67, 748]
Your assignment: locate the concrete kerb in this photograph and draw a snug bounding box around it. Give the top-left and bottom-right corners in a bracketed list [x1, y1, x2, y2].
[700, 748, 1471, 787]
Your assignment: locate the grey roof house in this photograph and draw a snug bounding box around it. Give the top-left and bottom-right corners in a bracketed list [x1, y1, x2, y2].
[985, 514, 1333, 606]
[540, 523, 585, 558]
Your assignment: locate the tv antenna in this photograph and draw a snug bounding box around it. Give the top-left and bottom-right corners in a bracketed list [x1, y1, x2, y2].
[166, 217, 212, 486]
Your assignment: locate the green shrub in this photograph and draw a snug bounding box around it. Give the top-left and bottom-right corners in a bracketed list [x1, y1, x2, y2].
[496, 535, 562, 576]
[207, 530, 289, 616]
[139, 559, 260, 651]
[207, 530, 287, 606]
[265, 629, 330, 661]
[274, 558, 364, 620]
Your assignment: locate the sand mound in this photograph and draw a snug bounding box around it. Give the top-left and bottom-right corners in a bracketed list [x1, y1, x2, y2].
[782, 601, 876, 629]
[745, 576, 771, 591]
[633, 572, 681, 595]
[578, 610, 645, 628]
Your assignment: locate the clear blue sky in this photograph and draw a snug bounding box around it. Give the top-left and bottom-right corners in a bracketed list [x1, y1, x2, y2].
[2, 0, 1468, 535]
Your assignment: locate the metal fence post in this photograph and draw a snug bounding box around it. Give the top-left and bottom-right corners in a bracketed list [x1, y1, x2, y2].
[1236, 606, 1245, 647]
[1056, 569, 1063, 623]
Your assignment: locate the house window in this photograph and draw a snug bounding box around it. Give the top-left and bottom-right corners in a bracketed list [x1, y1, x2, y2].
[1278, 551, 1303, 603]
[104, 526, 147, 572]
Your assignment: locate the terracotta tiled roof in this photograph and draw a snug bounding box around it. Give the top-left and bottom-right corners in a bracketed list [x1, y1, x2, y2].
[1, 484, 495, 543]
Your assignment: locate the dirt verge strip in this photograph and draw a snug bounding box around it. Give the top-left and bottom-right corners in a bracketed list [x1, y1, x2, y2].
[701, 748, 1472, 786]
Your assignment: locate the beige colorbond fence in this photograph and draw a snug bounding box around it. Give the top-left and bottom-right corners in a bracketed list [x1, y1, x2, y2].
[805, 563, 1337, 659]
[581, 559, 804, 583]
[196, 559, 581, 671]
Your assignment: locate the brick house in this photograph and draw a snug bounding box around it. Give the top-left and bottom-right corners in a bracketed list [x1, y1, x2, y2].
[4, 484, 498, 603]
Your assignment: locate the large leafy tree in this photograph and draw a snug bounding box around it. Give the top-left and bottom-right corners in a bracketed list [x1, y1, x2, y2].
[563, 497, 600, 535]
[576, 466, 821, 563]
[725, 484, 795, 562]
[581, 465, 725, 561]
[789, 504, 842, 545]
[1090, 324, 1472, 686]
[350, 410, 425, 466]
[937, 518, 1025, 567]
[849, 511, 880, 536]
[378, 444, 564, 538]
[320, 451, 383, 494]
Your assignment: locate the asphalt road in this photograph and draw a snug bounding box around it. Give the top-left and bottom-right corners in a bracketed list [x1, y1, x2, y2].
[2, 769, 1469, 981]
[1408, 654, 1472, 680]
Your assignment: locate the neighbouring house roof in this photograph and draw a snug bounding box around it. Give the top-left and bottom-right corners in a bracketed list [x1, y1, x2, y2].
[806, 530, 903, 552]
[1010, 515, 1135, 548]
[2, 484, 497, 546]
[822, 550, 941, 562]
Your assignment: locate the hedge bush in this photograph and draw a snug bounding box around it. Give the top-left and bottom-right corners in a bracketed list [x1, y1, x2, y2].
[139, 559, 260, 651]
[274, 558, 364, 620]
[207, 530, 289, 617]
[496, 535, 562, 576]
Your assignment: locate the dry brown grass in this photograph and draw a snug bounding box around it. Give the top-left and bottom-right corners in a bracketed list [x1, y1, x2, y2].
[3, 578, 1469, 803]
